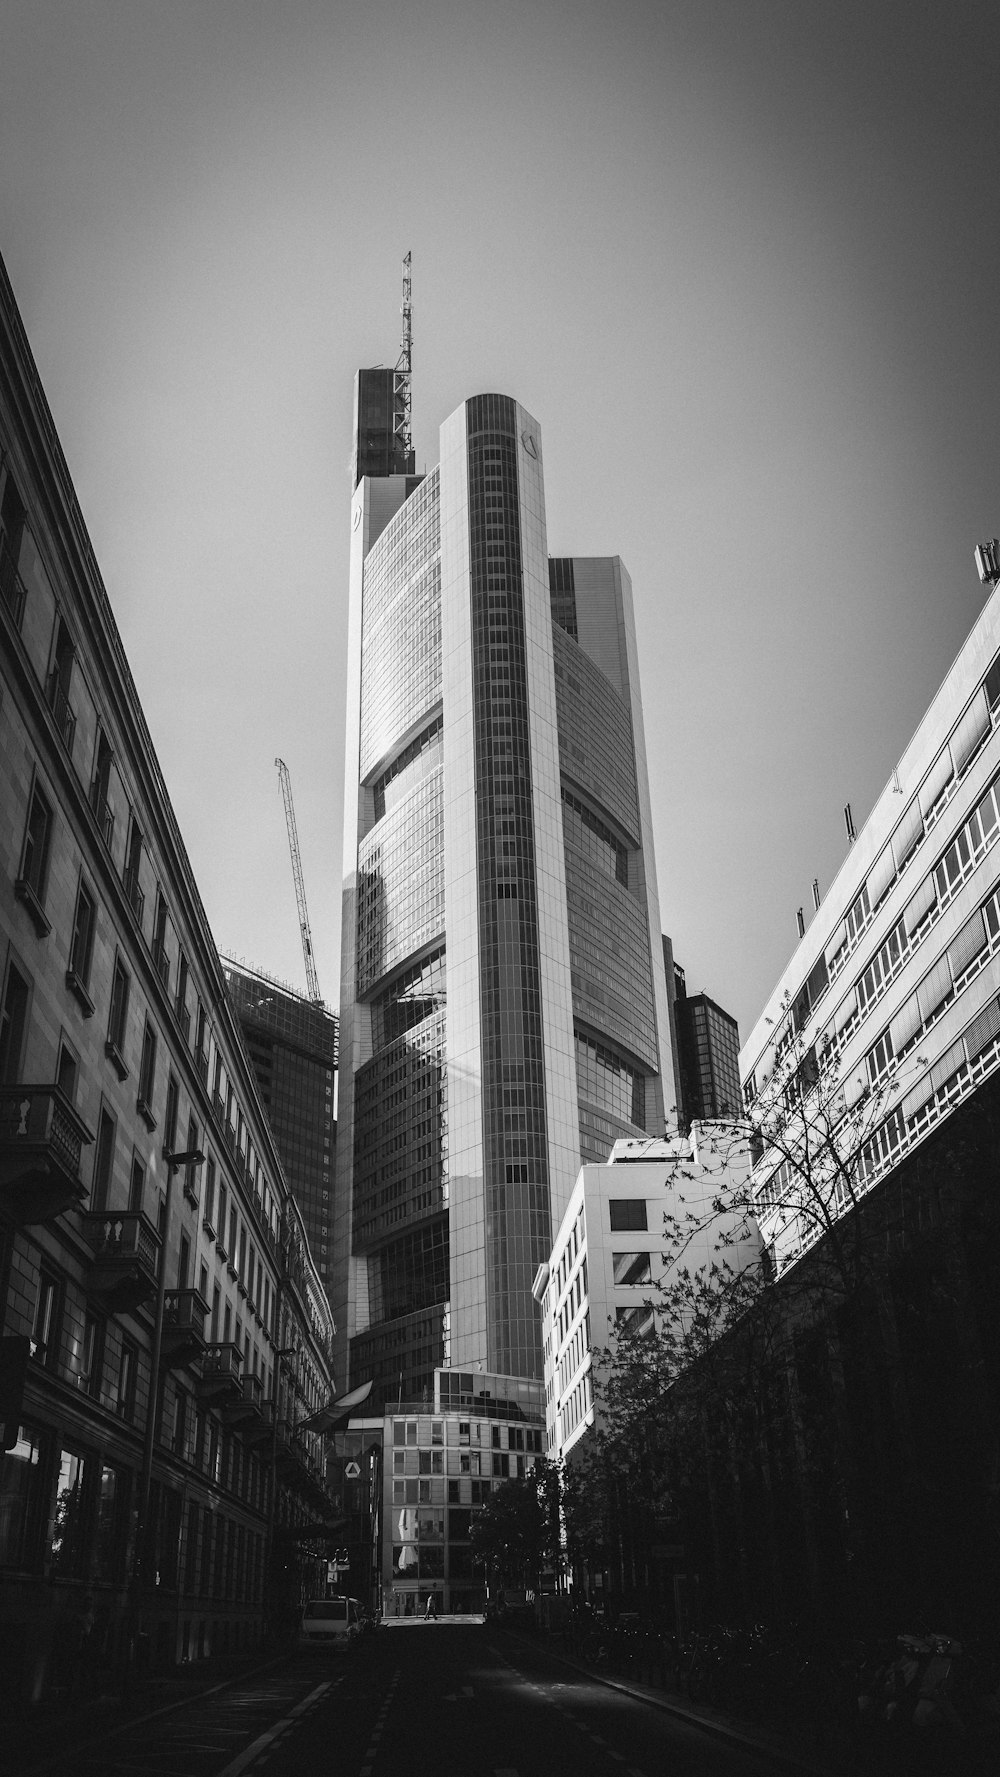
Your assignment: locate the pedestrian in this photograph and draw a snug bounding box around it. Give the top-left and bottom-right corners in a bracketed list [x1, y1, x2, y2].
[425, 1593, 436, 1620]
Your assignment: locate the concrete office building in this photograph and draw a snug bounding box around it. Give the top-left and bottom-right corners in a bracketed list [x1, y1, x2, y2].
[533, 1128, 759, 1465]
[381, 1367, 546, 1618]
[335, 385, 675, 1408]
[0, 253, 337, 1699]
[222, 958, 338, 1307]
[741, 563, 1000, 1277]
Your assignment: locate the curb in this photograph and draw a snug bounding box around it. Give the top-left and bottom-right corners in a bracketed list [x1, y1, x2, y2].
[15, 1652, 293, 1777]
[490, 1627, 853, 1777]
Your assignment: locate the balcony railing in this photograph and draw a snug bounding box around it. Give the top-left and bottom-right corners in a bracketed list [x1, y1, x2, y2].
[197, 1341, 244, 1401]
[161, 1288, 210, 1367]
[0, 1084, 93, 1222]
[82, 1209, 160, 1310]
[222, 1369, 265, 1425]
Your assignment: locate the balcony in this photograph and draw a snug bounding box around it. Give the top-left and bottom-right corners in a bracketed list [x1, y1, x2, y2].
[197, 1341, 243, 1402]
[222, 1370, 264, 1426]
[242, 1399, 275, 1447]
[161, 1288, 210, 1368]
[82, 1209, 160, 1312]
[0, 1085, 93, 1223]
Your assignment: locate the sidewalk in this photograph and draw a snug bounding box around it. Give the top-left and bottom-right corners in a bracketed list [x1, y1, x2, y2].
[493, 1626, 858, 1777]
[6, 1645, 292, 1777]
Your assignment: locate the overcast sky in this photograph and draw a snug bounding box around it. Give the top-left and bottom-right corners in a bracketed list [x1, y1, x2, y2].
[3, 0, 1000, 1042]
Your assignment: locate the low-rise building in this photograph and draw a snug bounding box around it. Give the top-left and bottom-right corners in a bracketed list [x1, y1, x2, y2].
[533, 1127, 760, 1465]
[381, 1368, 545, 1618]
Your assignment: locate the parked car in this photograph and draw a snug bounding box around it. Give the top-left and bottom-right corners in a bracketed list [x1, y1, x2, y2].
[298, 1596, 361, 1653]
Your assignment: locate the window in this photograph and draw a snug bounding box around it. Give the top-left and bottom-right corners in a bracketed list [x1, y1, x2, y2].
[124, 817, 144, 925]
[175, 952, 190, 1038]
[31, 1271, 61, 1368]
[94, 1464, 126, 1583]
[183, 1116, 200, 1202]
[106, 956, 130, 1076]
[128, 1151, 146, 1213]
[50, 1448, 88, 1577]
[47, 617, 76, 752]
[0, 960, 30, 1083]
[613, 1251, 651, 1286]
[67, 881, 96, 1010]
[90, 1107, 116, 1211]
[0, 1425, 46, 1570]
[203, 1157, 216, 1231]
[609, 1199, 647, 1232]
[16, 782, 53, 932]
[152, 891, 170, 990]
[90, 729, 115, 846]
[163, 1071, 179, 1154]
[80, 1312, 105, 1397]
[137, 1017, 157, 1125]
[616, 1304, 654, 1338]
[116, 1339, 137, 1420]
[867, 1028, 894, 1087]
[56, 1040, 78, 1104]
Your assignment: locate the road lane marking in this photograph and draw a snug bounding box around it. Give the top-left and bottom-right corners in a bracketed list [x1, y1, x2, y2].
[215, 1681, 331, 1777]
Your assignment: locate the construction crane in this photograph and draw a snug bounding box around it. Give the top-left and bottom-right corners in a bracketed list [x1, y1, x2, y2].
[275, 758, 323, 1004]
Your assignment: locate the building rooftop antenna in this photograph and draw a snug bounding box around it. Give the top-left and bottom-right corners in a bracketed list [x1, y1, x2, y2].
[275, 757, 323, 1004]
[394, 251, 413, 468]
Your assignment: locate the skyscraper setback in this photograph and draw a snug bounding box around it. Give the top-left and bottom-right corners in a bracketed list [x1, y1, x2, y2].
[335, 377, 674, 1407]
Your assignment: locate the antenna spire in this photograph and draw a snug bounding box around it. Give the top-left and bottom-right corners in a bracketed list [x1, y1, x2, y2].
[394, 251, 413, 469]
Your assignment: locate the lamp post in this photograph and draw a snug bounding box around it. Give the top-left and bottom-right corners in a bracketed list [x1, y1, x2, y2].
[128, 1146, 204, 1672]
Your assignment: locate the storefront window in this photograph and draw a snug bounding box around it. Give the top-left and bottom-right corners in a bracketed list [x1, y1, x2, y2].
[0, 1426, 46, 1570]
[93, 1464, 127, 1583]
[50, 1448, 87, 1577]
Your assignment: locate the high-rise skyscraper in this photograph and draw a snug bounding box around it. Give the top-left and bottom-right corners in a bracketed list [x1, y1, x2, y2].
[222, 957, 339, 1305]
[335, 386, 674, 1407]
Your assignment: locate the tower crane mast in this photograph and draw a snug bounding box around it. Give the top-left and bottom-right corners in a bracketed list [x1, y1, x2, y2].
[275, 757, 323, 1004]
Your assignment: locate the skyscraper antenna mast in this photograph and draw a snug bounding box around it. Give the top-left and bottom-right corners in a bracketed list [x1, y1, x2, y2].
[394, 251, 413, 468]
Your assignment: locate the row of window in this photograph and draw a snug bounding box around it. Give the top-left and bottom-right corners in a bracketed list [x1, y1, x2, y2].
[751, 657, 1000, 1103]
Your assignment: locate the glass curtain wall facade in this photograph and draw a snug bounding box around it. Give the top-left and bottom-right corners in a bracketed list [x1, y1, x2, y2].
[335, 385, 674, 1407]
[221, 959, 339, 1306]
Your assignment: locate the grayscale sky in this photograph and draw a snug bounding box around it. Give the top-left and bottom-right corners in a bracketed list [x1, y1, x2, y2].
[3, 0, 999, 1042]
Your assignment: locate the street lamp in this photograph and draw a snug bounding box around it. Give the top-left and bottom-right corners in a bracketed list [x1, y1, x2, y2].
[129, 1146, 204, 1668]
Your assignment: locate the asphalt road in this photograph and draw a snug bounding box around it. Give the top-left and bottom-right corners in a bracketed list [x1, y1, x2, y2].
[40, 1623, 790, 1777]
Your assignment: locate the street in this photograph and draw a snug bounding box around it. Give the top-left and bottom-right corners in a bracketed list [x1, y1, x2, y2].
[39, 1624, 795, 1777]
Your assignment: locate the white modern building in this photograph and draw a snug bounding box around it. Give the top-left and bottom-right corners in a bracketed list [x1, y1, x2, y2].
[335, 388, 676, 1406]
[741, 561, 1000, 1276]
[533, 1126, 760, 1463]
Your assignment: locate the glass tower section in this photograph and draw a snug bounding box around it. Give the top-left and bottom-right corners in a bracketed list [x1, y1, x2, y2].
[336, 390, 676, 1405]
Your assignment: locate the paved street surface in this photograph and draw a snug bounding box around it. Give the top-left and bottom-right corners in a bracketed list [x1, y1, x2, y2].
[32, 1622, 809, 1777]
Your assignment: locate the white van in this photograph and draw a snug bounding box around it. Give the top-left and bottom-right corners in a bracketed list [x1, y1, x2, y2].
[298, 1596, 360, 1652]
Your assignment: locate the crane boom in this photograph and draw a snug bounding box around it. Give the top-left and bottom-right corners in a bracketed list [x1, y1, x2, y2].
[275, 757, 323, 1003]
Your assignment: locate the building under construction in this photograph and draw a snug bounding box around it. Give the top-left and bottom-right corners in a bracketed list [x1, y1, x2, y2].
[222, 958, 338, 1309]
